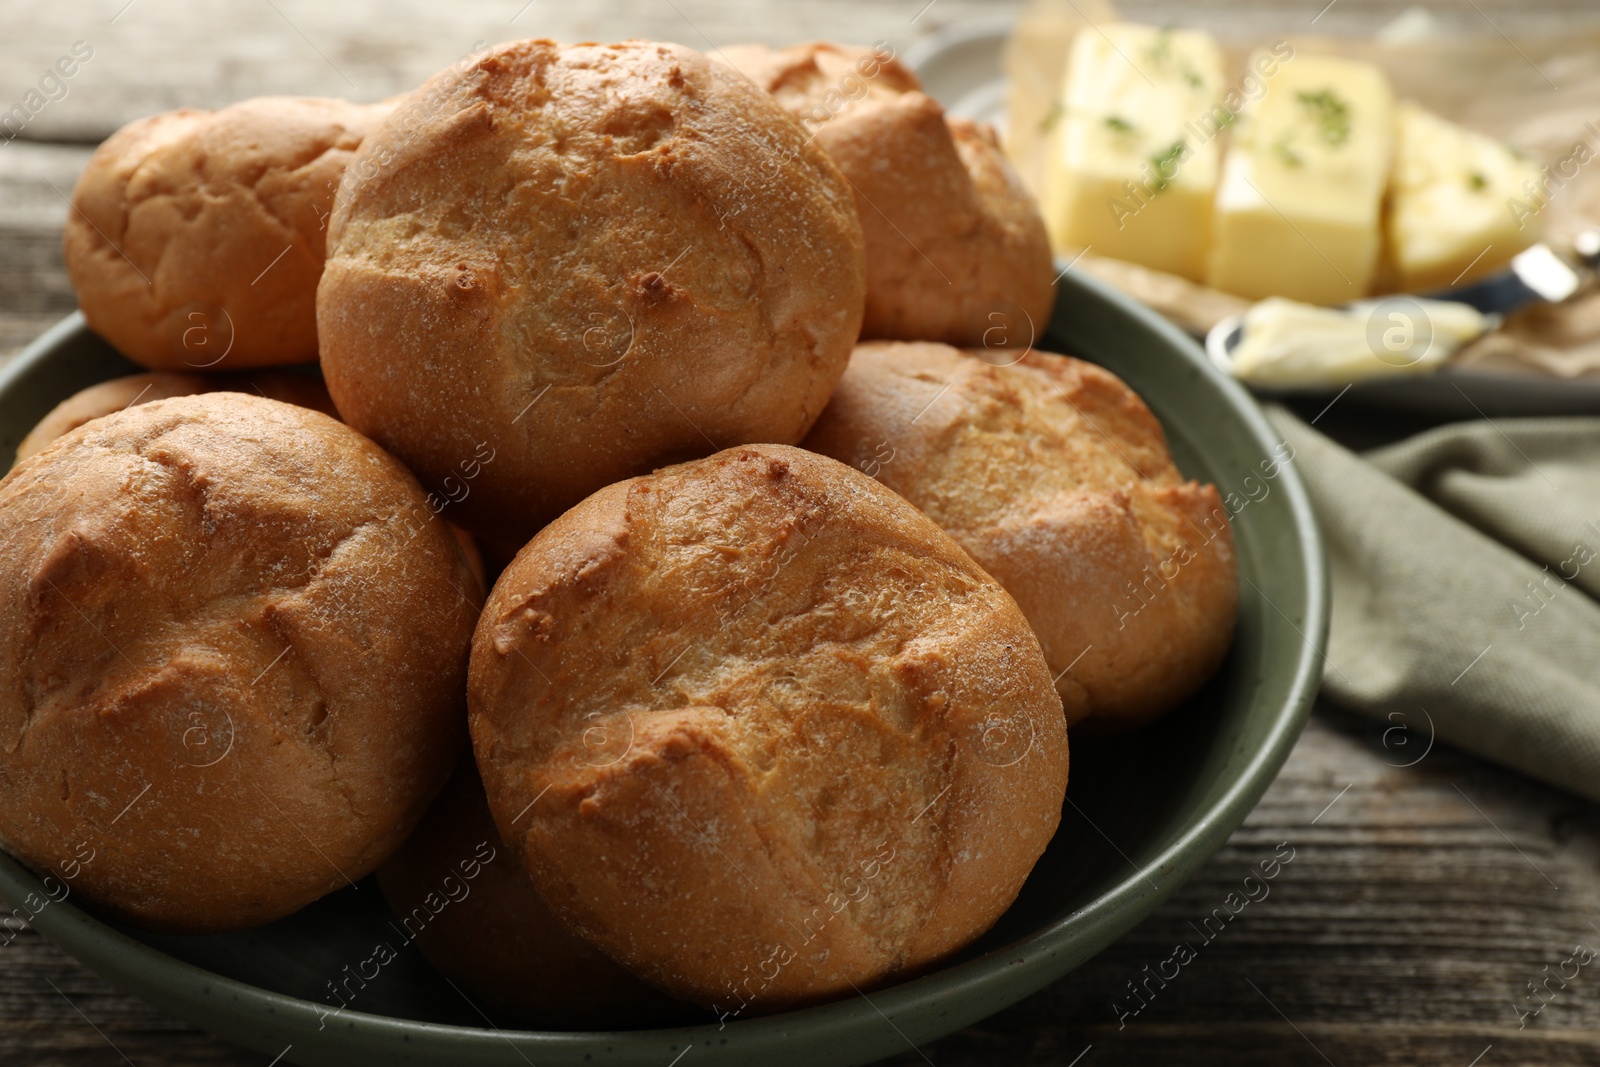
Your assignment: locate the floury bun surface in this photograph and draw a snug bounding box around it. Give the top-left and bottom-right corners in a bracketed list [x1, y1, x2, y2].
[14, 371, 339, 462]
[12, 371, 488, 591]
[804, 341, 1239, 731]
[718, 42, 1054, 350]
[64, 97, 390, 370]
[0, 393, 481, 932]
[318, 39, 866, 546]
[468, 444, 1068, 1011]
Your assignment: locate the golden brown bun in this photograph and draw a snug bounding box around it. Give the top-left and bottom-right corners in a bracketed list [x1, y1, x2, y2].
[319, 39, 866, 546]
[11, 371, 485, 588]
[0, 393, 482, 932]
[804, 341, 1238, 731]
[719, 43, 1053, 347]
[64, 97, 390, 370]
[14, 371, 338, 461]
[717, 41, 921, 115]
[376, 761, 690, 1028]
[469, 444, 1067, 1011]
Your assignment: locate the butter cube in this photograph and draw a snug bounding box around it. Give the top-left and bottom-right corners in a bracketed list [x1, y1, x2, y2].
[1043, 23, 1225, 282]
[1206, 54, 1395, 304]
[1385, 103, 1544, 293]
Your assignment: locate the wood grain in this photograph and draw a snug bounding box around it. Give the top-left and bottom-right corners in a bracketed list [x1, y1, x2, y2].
[4, 1, 1600, 1064]
[1, 710, 1598, 1065]
[0, 0, 1021, 143]
[0, 143, 83, 361]
[879, 708, 1600, 1065]
[2, 0, 1595, 144]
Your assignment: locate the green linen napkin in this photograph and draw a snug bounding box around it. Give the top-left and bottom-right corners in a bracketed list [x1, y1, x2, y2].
[1265, 405, 1600, 803]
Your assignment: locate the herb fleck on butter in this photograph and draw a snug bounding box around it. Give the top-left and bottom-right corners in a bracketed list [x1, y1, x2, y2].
[1147, 28, 1174, 65]
[1104, 115, 1137, 134]
[1296, 89, 1351, 147]
[1149, 141, 1187, 191]
[1273, 132, 1304, 168]
[1468, 170, 1489, 191]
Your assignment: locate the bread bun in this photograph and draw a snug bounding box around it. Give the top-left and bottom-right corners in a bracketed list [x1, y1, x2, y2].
[64, 97, 390, 370]
[14, 371, 338, 462]
[12, 372, 487, 589]
[376, 761, 690, 1027]
[0, 393, 481, 932]
[318, 39, 866, 545]
[804, 341, 1238, 731]
[719, 43, 1053, 348]
[469, 444, 1067, 1010]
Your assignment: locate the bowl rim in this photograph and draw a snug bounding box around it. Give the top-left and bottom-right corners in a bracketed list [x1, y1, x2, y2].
[0, 274, 1328, 1064]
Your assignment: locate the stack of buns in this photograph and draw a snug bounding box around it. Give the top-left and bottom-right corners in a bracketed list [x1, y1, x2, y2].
[0, 35, 1237, 1029]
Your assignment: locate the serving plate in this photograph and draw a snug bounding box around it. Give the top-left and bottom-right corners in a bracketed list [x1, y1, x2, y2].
[908, 20, 1600, 417]
[0, 267, 1326, 1066]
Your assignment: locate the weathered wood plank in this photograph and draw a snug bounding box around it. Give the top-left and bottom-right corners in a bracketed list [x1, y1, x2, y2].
[891, 1023, 1600, 1067]
[0, 142, 86, 359]
[6, 2, 1600, 1064]
[3, 0, 1596, 145]
[881, 707, 1600, 1063]
[0, 0, 1018, 143]
[0, 710, 1594, 1065]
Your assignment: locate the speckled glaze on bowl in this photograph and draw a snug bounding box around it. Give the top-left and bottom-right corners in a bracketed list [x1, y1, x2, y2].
[0, 267, 1326, 1067]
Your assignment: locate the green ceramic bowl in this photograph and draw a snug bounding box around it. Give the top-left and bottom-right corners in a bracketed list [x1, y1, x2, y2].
[0, 269, 1327, 1067]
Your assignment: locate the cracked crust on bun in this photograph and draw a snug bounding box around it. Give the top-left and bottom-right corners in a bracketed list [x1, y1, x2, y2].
[318, 40, 866, 545]
[804, 341, 1238, 731]
[64, 97, 390, 370]
[469, 443, 1067, 1010]
[0, 392, 481, 932]
[719, 42, 1053, 348]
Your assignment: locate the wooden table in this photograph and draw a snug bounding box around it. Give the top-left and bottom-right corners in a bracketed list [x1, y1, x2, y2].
[4, 1, 1600, 1064]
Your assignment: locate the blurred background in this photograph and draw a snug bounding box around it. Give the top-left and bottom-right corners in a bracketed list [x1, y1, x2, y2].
[4, 0, 1600, 360]
[6, 2, 1600, 1065]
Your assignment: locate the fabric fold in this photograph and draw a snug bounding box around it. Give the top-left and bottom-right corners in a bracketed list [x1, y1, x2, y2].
[1266, 405, 1600, 802]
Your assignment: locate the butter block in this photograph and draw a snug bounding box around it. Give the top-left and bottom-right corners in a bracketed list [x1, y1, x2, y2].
[1228, 296, 1488, 386]
[1385, 102, 1544, 293]
[1043, 23, 1225, 282]
[1206, 53, 1395, 304]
